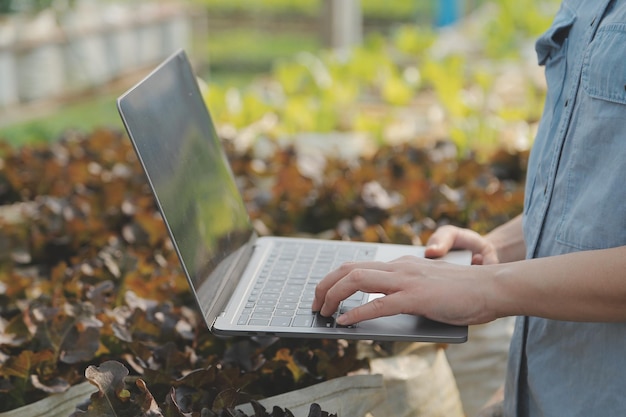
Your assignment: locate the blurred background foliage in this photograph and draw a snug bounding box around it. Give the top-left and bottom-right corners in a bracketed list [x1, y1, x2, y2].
[0, 0, 560, 153]
[196, 0, 559, 157]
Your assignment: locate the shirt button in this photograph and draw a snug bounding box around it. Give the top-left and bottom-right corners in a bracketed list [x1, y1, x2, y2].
[564, 99, 569, 107]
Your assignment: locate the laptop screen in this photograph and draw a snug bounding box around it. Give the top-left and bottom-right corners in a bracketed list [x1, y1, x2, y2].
[117, 51, 254, 324]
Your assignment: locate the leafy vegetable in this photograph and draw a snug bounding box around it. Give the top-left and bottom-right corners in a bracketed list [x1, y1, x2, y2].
[0, 126, 525, 413]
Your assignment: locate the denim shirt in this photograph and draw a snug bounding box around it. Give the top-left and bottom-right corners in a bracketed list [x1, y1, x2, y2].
[504, 1, 626, 416]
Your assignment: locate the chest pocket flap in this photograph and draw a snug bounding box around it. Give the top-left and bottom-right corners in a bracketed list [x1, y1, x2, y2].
[582, 24, 626, 105]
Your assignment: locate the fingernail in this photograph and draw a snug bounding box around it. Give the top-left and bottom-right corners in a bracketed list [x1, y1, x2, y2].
[336, 314, 347, 325]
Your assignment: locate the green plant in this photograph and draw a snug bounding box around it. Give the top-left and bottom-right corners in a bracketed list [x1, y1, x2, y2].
[0, 126, 529, 413]
[481, 0, 559, 59]
[199, 0, 559, 157]
[0, 93, 124, 147]
[0, 130, 369, 413]
[191, 0, 434, 22]
[190, 0, 318, 17]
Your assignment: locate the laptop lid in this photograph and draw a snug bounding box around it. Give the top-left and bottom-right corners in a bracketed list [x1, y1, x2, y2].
[117, 50, 254, 328]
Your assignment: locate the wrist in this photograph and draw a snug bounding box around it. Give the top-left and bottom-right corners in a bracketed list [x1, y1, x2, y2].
[482, 263, 524, 320]
[484, 216, 526, 264]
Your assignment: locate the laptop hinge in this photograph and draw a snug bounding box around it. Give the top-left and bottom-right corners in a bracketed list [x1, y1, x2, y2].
[200, 232, 258, 325]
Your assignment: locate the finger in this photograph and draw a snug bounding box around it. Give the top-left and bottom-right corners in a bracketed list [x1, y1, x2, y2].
[317, 267, 396, 317]
[311, 265, 348, 312]
[479, 249, 499, 265]
[426, 227, 487, 259]
[336, 293, 406, 325]
[472, 253, 485, 265]
[425, 225, 460, 258]
[312, 261, 395, 312]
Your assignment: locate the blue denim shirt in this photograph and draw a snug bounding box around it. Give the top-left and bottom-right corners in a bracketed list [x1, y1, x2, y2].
[504, 1, 626, 416]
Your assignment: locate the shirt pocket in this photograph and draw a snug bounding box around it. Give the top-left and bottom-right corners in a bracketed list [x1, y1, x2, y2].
[556, 24, 626, 250]
[582, 24, 626, 109]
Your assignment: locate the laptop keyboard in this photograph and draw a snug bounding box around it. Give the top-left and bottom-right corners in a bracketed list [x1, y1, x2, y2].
[238, 242, 377, 329]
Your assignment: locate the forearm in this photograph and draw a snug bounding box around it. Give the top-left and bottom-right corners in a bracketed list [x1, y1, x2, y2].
[485, 214, 526, 263]
[487, 245, 626, 322]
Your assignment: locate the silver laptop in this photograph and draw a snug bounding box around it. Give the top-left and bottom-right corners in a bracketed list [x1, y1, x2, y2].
[117, 50, 469, 343]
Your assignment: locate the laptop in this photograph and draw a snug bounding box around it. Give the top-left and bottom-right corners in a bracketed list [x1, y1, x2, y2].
[117, 49, 469, 343]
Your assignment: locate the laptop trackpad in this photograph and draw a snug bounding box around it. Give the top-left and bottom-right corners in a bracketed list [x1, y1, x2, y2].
[367, 293, 385, 303]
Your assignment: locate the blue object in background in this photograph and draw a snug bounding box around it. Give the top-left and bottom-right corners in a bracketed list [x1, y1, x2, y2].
[436, 0, 460, 27]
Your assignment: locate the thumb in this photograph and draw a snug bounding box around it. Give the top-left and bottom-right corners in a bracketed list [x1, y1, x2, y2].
[425, 225, 459, 258]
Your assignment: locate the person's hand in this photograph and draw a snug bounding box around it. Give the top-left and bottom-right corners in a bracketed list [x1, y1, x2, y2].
[425, 225, 500, 265]
[312, 225, 507, 326]
[311, 255, 497, 326]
